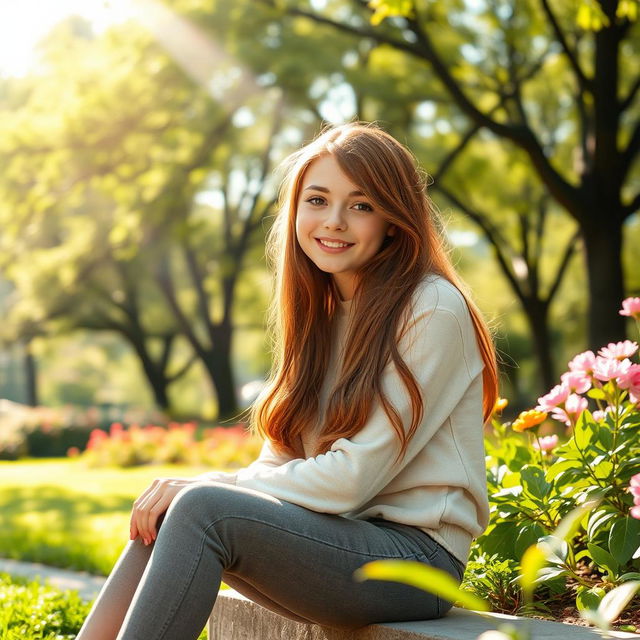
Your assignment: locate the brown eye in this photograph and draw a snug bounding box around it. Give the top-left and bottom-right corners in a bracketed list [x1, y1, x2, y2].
[306, 196, 325, 206]
[353, 202, 373, 212]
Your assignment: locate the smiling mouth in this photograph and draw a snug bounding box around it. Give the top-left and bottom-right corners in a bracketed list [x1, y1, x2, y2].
[316, 238, 354, 249]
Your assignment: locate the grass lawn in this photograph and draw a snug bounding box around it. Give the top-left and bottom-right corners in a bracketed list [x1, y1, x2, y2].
[1, 458, 223, 638]
[0, 458, 223, 576]
[0, 572, 208, 639]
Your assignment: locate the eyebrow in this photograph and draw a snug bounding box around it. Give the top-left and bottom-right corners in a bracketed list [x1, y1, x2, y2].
[303, 185, 365, 197]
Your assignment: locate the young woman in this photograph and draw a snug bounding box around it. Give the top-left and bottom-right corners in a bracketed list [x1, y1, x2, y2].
[76, 122, 498, 640]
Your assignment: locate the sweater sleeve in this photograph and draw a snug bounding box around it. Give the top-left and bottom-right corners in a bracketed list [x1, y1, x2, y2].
[232, 303, 484, 513]
[193, 437, 298, 485]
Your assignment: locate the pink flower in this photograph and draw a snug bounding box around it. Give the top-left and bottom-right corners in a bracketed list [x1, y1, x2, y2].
[631, 474, 640, 520]
[551, 393, 588, 427]
[617, 363, 640, 396]
[568, 350, 596, 377]
[560, 370, 591, 394]
[537, 383, 570, 411]
[598, 340, 638, 360]
[110, 422, 124, 437]
[620, 297, 640, 319]
[593, 356, 631, 382]
[87, 428, 108, 450]
[533, 434, 559, 452]
[592, 405, 622, 422]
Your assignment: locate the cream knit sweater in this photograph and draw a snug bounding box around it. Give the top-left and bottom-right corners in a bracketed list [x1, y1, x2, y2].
[196, 274, 489, 565]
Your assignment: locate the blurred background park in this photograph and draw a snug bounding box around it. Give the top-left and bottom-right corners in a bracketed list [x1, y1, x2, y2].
[0, 1, 639, 636]
[0, 0, 638, 429]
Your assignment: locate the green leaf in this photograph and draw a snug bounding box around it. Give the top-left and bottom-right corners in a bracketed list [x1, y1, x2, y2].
[554, 499, 600, 542]
[515, 523, 546, 559]
[573, 415, 594, 450]
[546, 458, 582, 477]
[598, 581, 640, 624]
[353, 560, 490, 611]
[608, 517, 640, 565]
[587, 509, 618, 539]
[588, 543, 619, 575]
[618, 573, 640, 581]
[520, 466, 550, 500]
[534, 565, 569, 583]
[576, 585, 606, 612]
[537, 535, 568, 565]
[593, 460, 613, 479]
[478, 521, 518, 560]
[588, 388, 607, 400]
[597, 426, 613, 450]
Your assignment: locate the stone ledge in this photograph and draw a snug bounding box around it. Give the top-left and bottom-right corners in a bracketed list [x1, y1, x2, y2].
[209, 589, 638, 640]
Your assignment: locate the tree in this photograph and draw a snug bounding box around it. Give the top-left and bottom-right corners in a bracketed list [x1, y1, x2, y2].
[0, 15, 273, 417]
[263, 0, 640, 348]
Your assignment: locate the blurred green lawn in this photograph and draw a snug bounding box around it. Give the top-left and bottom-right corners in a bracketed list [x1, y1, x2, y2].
[0, 458, 218, 576]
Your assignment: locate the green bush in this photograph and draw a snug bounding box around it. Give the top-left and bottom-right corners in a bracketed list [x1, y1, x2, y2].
[0, 573, 208, 639]
[0, 572, 91, 639]
[473, 322, 640, 620]
[0, 404, 161, 459]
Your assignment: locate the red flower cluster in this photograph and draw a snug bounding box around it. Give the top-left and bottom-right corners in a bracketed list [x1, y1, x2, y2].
[79, 421, 262, 468]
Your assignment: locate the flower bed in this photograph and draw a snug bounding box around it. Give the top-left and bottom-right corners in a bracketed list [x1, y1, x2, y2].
[462, 297, 640, 633]
[79, 422, 263, 469]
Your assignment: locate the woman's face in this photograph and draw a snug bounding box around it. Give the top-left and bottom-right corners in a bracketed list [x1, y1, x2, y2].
[295, 154, 395, 301]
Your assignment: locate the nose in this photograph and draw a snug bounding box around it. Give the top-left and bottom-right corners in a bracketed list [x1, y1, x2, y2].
[323, 205, 347, 230]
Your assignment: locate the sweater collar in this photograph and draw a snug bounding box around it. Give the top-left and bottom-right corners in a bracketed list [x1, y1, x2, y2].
[337, 298, 352, 315]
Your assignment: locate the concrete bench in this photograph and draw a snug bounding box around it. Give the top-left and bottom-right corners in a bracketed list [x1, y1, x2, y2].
[208, 589, 638, 640]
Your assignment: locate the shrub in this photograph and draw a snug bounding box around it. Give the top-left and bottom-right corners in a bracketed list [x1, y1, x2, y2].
[473, 296, 640, 619]
[0, 572, 91, 639]
[81, 422, 263, 469]
[0, 403, 164, 459]
[0, 573, 208, 639]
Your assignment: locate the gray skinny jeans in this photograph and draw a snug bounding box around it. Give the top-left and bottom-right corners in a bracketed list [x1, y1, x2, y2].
[76, 481, 465, 640]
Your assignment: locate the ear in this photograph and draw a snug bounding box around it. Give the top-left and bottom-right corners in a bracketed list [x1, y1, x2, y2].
[387, 224, 397, 237]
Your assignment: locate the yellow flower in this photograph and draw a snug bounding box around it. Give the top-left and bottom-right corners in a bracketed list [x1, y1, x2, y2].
[493, 397, 508, 413]
[511, 409, 547, 432]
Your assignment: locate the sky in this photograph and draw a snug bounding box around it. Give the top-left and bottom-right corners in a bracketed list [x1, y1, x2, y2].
[0, 0, 131, 76]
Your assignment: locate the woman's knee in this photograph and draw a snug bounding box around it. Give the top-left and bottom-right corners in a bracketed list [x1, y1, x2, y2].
[168, 481, 236, 520]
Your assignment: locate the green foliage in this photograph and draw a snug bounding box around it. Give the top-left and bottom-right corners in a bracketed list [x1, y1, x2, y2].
[0, 572, 91, 639]
[461, 555, 522, 614]
[480, 395, 640, 593]
[0, 572, 209, 639]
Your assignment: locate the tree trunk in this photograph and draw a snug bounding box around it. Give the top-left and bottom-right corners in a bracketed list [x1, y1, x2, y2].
[522, 300, 555, 394]
[581, 217, 626, 350]
[125, 332, 172, 412]
[203, 323, 238, 420]
[143, 364, 171, 411]
[24, 341, 38, 407]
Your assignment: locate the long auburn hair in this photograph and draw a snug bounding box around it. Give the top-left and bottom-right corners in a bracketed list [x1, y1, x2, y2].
[249, 122, 498, 465]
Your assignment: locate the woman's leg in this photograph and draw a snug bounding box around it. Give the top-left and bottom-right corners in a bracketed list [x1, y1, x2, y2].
[111, 481, 461, 640]
[75, 537, 153, 640]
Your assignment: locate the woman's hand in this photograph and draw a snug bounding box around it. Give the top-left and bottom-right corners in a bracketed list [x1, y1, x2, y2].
[129, 477, 200, 545]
